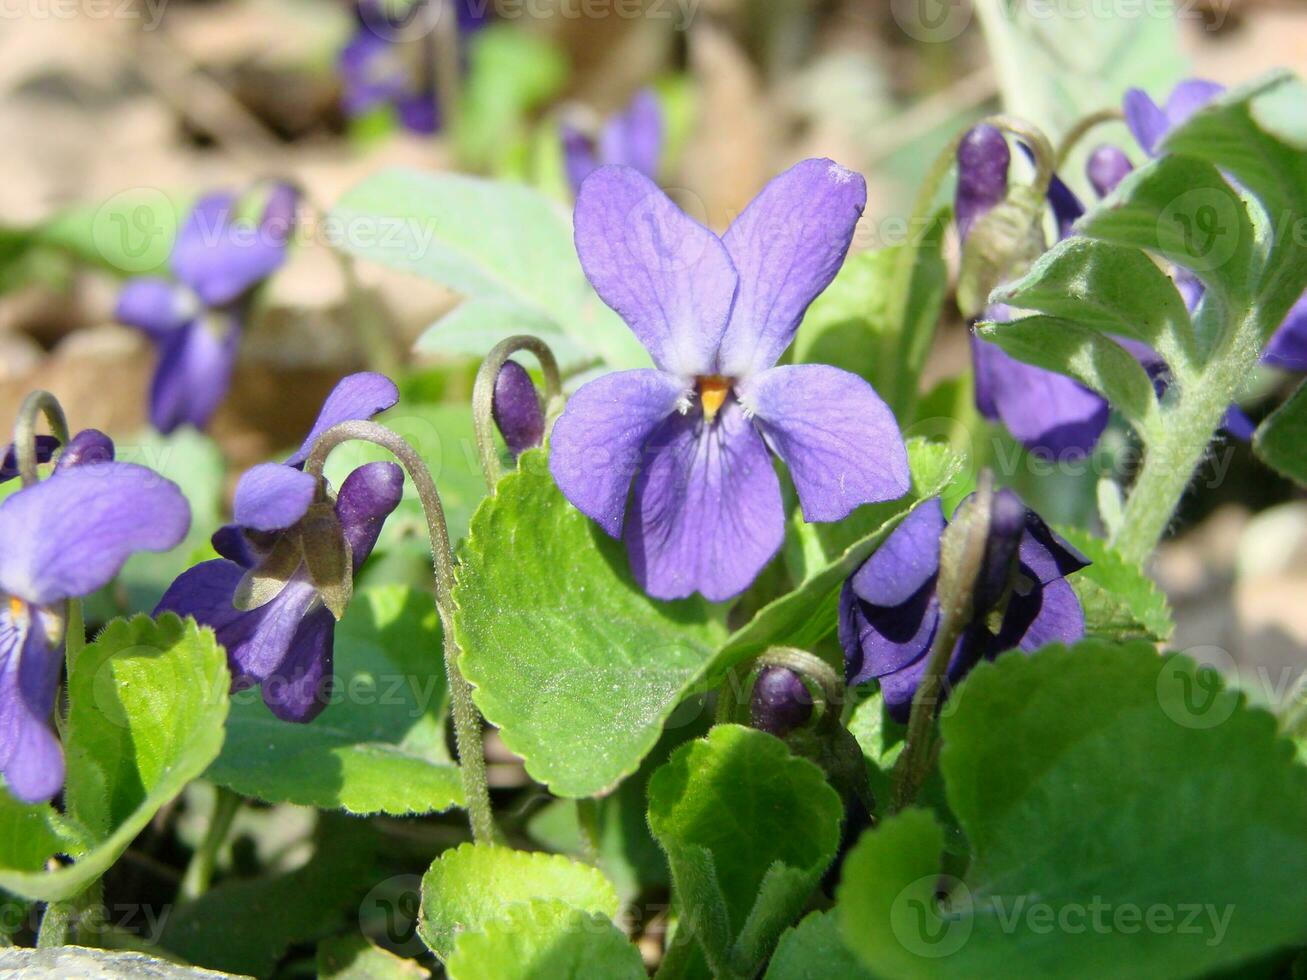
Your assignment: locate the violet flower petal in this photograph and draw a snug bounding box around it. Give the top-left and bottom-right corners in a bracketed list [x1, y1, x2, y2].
[574, 166, 738, 376]
[1263, 292, 1307, 372]
[285, 372, 400, 467]
[738, 364, 909, 522]
[172, 190, 293, 307]
[0, 435, 58, 484]
[115, 278, 193, 343]
[561, 124, 600, 195]
[491, 360, 545, 458]
[262, 607, 335, 723]
[212, 525, 261, 568]
[149, 315, 240, 435]
[548, 368, 684, 537]
[0, 604, 65, 804]
[0, 462, 190, 606]
[395, 93, 439, 135]
[1123, 88, 1170, 156]
[849, 499, 946, 607]
[1019, 510, 1091, 586]
[840, 579, 940, 687]
[599, 88, 663, 179]
[1087, 145, 1133, 199]
[623, 400, 783, 602]
[1164, 79, 1225, 132]
[996, 575, 1085, 653]
[233, 463, 318, 533]
[334, 461, 404, 567]
[54, 430, 115, 472]
[716, 158, 867, 378]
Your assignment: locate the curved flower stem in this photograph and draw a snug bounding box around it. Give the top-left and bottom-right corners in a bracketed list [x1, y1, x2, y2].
[471, 335, 563, 492]
[892, 475, 994, 812]
[179, 787, 242, 901]
[12, 390, 70, 488]
[303, 420, 497, 843]
[1054, 107, 1125, 171]
[885, 115, 1053, 419]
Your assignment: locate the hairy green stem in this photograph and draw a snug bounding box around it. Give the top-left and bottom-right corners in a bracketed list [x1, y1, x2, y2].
[304, 420, 498, 843]
[13, 390, 70, 487]
[576, 798, 602, 866]
[892, 476, 994, 811]
[35, 900, 76, 948]
[471, 335, 563, 492]
[179, 787, 242, 901]
[1054, 107, 1125, 171]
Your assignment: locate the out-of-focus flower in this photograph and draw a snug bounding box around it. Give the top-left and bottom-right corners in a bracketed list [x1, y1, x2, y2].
[116, 184, 298, 435]
[155, 373, 401, 723]
[549, 159, 909, 602]
[839, 489, 1088, 722]
[561, 89, 663, 195]
[0, 435, 189, 802]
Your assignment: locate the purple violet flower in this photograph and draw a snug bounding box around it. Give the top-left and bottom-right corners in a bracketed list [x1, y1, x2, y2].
[957, 125, 1110, 458]
[0, 438, 190, 803]
[155, 373, 401, 723]
[492, 360, 545, 459]
[561, 89, 663, 196]
[839, 489, 1088, 722]
[116, 183, 299, 435]
[549, 160, 910, 602]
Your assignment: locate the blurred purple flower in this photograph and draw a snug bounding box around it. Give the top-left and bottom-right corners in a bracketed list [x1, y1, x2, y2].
[155, 373, 401, 723]
[957, 125, 1110, 458]
[116, 184, 298, 435]
[550, 160, 909, 602]
[839, 490, 1088, 722]
[338, 0, 487, 135]
[0, 440, 189, 803]
[561, 89, 663, 195]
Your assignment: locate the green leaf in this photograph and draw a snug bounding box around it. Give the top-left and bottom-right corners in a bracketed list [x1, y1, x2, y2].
[1078, 154, 1256, 312]
[836, 640, 1307, 978]
[445, 902, 645, 980]
[453, 449, 728, 798]
[412, 296, 590, 370]
[1163, 71, 1307, 329]
[993, 237, 1197, 377]
[765, 911, 872, 980]
[38, 187, 188, 277]
[1059, 527, 1173, 642]
[455, 25, 568, 175]
[317, 934, 429, 980]
[159, 815, 378, 976]
[0, 615, 228, 903]
[647, 725, 843, 976]
[1254, 379, 1307, 486]
[715, 440, 963, 679]
[331, 169, 645, 371]
[418, 843, 621, 961]
[977, 314, 1160, 435]
[207, 586, 462, 815]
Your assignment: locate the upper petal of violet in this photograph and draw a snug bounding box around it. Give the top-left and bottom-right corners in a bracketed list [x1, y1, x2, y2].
[574, 166, 738, 377]
[0, 462, 190, 606]
[285, 371, 400, 467]
[849, 498, 946, 607]
[548, 368, 684, 538]
[716, 158, 867, 378]
[1087, 145, 1133, 199]
[737, 363, 909, 522]
[233, 463, 318, 533]
[623, 400, 784, 601]
[115, 277, 194, 343]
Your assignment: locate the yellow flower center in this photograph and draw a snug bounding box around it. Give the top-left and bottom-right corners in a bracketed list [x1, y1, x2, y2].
[697, 375, 732, 423]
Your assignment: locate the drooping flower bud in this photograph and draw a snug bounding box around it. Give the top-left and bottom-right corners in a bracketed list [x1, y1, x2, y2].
[55, 429, 114, 471]
[492, 360, 545, 459]
[955, 125, 1010, 243]
[972, 487, 1027, 614]
[1086, 144, 1133, 199]
[749, 666, 813, 737]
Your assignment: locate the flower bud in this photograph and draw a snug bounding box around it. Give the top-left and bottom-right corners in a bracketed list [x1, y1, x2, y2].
[55, 429, 114, 471]
[749, 666, 813, 737]
[955, 125, 1011, 243]
[1086, 144, 1133, 199]
[972, 487, 1027, 614]
[492, 360, 545, 459]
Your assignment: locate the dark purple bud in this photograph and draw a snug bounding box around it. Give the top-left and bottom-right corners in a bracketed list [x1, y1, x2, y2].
[54, 429, 115, 472]
[750, 666, 813, 737]
[492, 360, 545, 459]
[0, 435, 59, 484]
[955, 125, 1010, 242]
[1086, 145, 1133, 199]
[973, 487, 1027, 614]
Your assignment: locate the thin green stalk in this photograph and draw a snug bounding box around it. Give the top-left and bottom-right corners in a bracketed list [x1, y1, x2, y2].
[64, 600, 85, 678]
[13, 390, 70, 487]
[1054, 107, 1125, 171]
[35, 900, 76, 948]
[304, 420, 498, 843]
[575, 799, 602, 866]
[471, 335, 563, 492]
[179, 787, 242, 901]
[892, 476, 994, 811]
[1111, 307, 1265, 564]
